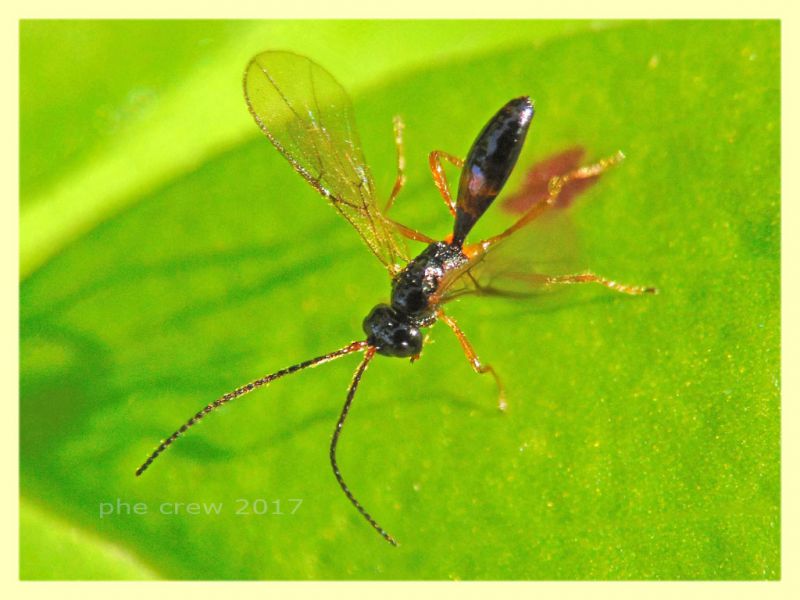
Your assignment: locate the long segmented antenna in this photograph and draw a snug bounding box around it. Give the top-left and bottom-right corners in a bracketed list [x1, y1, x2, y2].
[135, 340, 369, 477]
[330, 346, 398, 546]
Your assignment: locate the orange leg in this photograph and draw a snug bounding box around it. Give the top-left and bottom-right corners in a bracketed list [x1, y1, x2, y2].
[428, 150, 463, 217]
[382, 116, 437, 245]
[384, 116, 407, 213]
[437, 310, 507, 411]
[541, 273, 657, 295]
[464, 151, 626, 259]
[385, 218, 436, 244]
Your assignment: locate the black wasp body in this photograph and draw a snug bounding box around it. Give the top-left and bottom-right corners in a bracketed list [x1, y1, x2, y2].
[136, 52, 655, 548]
[364, 241, 466, 357]
[365, 98, 534, 359]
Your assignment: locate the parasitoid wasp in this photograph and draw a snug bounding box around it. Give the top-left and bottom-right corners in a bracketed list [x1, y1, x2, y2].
[136, 50, 657, 546]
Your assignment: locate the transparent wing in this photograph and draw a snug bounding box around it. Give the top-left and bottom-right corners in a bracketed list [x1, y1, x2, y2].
[437, 209, 584, 303]
[437, 147, 602, 302]
[243, 50, 407, 270]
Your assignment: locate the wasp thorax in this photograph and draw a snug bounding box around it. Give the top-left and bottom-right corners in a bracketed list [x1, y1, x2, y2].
[362, 304, 422, 358]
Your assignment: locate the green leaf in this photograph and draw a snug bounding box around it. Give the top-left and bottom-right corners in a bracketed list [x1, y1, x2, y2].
[20, 19, 597, 278]
[20, 20, 779, 580]
[20, 499, 157, 580]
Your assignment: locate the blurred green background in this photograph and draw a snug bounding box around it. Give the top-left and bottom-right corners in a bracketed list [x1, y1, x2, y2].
[20, 20, 779, 580]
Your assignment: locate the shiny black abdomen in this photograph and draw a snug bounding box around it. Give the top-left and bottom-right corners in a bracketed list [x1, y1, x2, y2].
[452, 97, 534, 246]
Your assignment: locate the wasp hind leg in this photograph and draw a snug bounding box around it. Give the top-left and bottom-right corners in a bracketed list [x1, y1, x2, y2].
[541, 273, 657, 296]
[469, 151, 627, 256]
